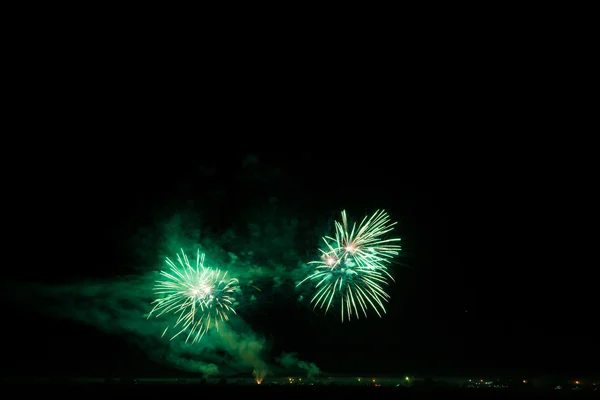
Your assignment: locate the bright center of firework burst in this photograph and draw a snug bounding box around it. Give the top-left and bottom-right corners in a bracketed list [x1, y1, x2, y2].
[345, 245, 355, 252]
[190, 286, 211, 298]
[326, 256, 336, 265]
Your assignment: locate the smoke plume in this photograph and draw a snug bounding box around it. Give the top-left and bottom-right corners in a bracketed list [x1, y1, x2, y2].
[10, 208, 323, 378]
[277, 352, 321, 377]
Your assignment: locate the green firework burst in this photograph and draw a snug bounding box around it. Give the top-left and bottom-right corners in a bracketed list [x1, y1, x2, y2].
[297, 210, 401, 322]
[148, 249, 239, 343]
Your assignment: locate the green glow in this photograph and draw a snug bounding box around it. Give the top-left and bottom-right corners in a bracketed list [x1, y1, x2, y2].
[297, 210, 401, 322]
[148, 249, 239, 343]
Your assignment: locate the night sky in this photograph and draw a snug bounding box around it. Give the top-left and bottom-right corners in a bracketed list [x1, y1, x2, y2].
[2, 6, 596, 385]
[3, 146, 597, 379]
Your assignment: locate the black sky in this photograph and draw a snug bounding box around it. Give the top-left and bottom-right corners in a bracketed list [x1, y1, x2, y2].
[3, 145, 597, 379]
[2, 5, 597, 382]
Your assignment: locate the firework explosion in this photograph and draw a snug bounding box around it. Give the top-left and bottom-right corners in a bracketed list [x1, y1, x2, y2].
[297, 210, 401, 322]
[148, 249, 239, 344]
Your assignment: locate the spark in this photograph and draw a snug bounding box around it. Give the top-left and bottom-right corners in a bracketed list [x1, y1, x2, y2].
[297, 210, 401, 322]
[331, 209, 401, 271]
[148, 249, 239, 343]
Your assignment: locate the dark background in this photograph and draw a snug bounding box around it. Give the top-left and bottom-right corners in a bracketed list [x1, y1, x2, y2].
[4, 145, 597, 378]
[2, 20, 596, 379]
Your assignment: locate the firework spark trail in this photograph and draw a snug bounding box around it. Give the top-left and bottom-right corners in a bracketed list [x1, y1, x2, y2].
[148, 249, 239, 344]
[297, 210, 401, 322]
[332, 209, 401, 274]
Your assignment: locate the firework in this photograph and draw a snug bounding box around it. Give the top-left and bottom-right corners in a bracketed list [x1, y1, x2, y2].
[297, 210, 401, 322]
[148, 249, 239, 343]
[253, 368, 265, 384]
[331, 209, 401, 270]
